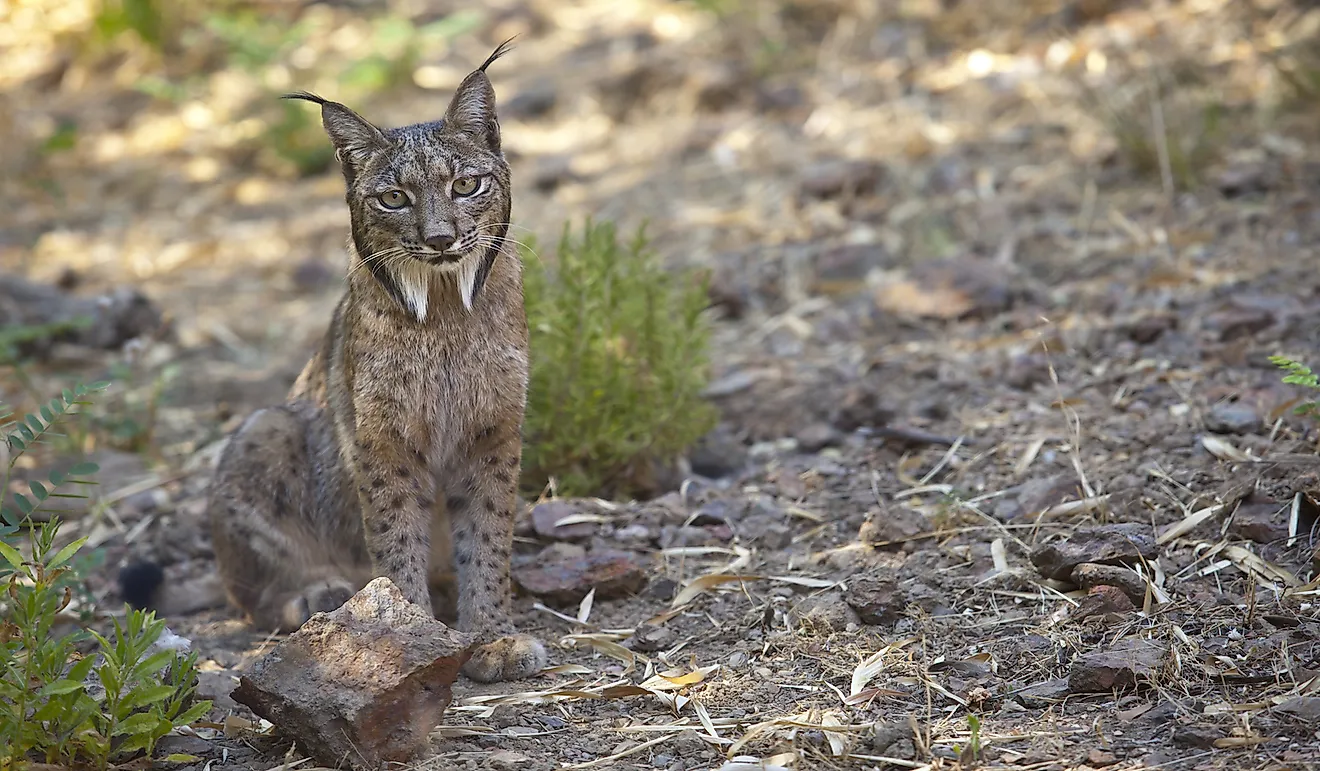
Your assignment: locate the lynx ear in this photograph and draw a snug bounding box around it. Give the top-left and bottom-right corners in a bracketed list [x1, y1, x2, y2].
[443, 39, 514, 151]
[283, 91, 387, 167]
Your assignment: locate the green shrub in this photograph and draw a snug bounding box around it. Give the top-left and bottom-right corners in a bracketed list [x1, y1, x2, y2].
[1, 383, 211, 770]
[1271, 355, 1320, 418]
[521, 220, 718, 498]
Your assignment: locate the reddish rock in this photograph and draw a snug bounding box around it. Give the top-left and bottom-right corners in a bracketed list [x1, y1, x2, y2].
[844, 574, 907, 624]
[512, 548, 647, 605]
[1070, 563, 1150, 605]
[231, 578, 473, 770]
[858, 506, 933, 548]
[1070, 585, 1135, 621]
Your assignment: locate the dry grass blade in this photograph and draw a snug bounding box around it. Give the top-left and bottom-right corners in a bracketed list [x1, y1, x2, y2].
[562, 633, 643, 673]
[990, 537, 1009, 574]
[766, 575, 837, 589]
[1201, 436, 1255, 463]
[577, 587, 595, 624]
[1037, 495, 1110, 519]
[727, 712, 874, 758]
[715, 754, 797, 771]
[850, 638, 918, 700]
[1220, 544, 1301, 588]
[562, 735, 671, 769]
[820, 711, 848, 756]
[1158, 503, 1229, 545]
[671, 573, 765, 608]
[640, 664, 720, 692]
[695, 699, 721, 741]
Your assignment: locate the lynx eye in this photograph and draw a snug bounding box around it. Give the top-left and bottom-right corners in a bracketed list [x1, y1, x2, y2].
[378, 190, 408, 209]
[452, 176, 479, 197]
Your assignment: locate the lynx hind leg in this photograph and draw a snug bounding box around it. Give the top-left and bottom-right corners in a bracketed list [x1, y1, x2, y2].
[208, 405, 366, 632]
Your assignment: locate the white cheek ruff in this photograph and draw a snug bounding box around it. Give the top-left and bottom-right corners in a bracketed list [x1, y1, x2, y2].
[395, 260, 431, 321]
[456, 254, 481, 311]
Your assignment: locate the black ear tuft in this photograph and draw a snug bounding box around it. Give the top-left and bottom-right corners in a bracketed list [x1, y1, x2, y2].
[281, 90, 329, 106]
[283, 91, 388, 167]
[118, 560, 164, 610]
[479, 37, 517, 73]
[443, 43, 513, 151]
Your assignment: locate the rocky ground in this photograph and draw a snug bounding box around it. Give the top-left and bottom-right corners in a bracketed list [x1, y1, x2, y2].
[4, 0, 1320, 769]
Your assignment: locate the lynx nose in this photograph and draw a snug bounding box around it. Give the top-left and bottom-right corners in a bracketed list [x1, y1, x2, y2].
[425, 233, 456, 252]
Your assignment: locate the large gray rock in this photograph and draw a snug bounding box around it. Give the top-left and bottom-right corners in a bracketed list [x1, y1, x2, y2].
[232, 577, 473, 770]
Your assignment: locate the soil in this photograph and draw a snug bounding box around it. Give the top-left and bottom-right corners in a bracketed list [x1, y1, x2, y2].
[3, 1, 1320, 769]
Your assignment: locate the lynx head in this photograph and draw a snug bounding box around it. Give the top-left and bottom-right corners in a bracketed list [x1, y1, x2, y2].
[285, 41, 514, 318]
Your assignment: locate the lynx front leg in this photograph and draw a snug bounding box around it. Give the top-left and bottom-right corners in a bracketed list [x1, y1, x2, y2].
[348, 413, 435, 610]
[445, 425, 546, 682]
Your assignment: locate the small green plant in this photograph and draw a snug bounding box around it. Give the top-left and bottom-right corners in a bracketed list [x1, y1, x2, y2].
[1271, 355, 1320, 418]
[1, 383, 211, 769]
[521, 220, 718, 498]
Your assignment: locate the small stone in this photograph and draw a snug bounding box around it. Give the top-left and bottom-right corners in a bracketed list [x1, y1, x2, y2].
[1069, 585, 1135, 621]
[614, 523, 653, 543]
[799, 158, 883, 200]
[845, 575, 907, 625]
[1004, 353, 1049, 390]
[1014, 678, 1071, 708]
[788, 592, 859, 632]
[858, 506, 933, 548]
[1068, 637, 1168, 693]
[1087, 749, 1118, 767]
[1204, 401, 1261, 435]
[647, 576, 678, 601]
[629, 623, 674, 653]
[231, 578, 473, 770]
[512, 548, 647, 606]
[690, 499, 737, 526]
[1125, 314, 1176, 344]
[1228, 500, 1289, 544]
[755, 522, 793, 550]
[796, 422, 841, 452]
[1030, 523, 1158, 581]
[531, 500, 597, 541]
[1070, 563, 1150, 605]
[688, 424, 748, 478]
[1207, 308, 1274, 342]
[1172, 724, 1221, 749]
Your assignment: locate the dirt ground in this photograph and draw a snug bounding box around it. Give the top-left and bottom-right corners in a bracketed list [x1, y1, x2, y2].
[4, 0, 1320, 769]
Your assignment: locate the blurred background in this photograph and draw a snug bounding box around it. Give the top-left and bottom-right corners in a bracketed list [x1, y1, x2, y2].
[2, 0, 1320, 537]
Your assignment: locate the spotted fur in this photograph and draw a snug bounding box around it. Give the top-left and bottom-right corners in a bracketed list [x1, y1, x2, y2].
[205, 41, 546, 683]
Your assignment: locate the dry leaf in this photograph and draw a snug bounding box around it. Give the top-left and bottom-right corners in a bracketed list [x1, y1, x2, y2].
[577, 587, 595, 624]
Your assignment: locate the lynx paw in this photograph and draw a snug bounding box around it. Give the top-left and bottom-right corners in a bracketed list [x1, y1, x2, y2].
[280, 578, 357, 629]
[462, 634, 548, 683]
